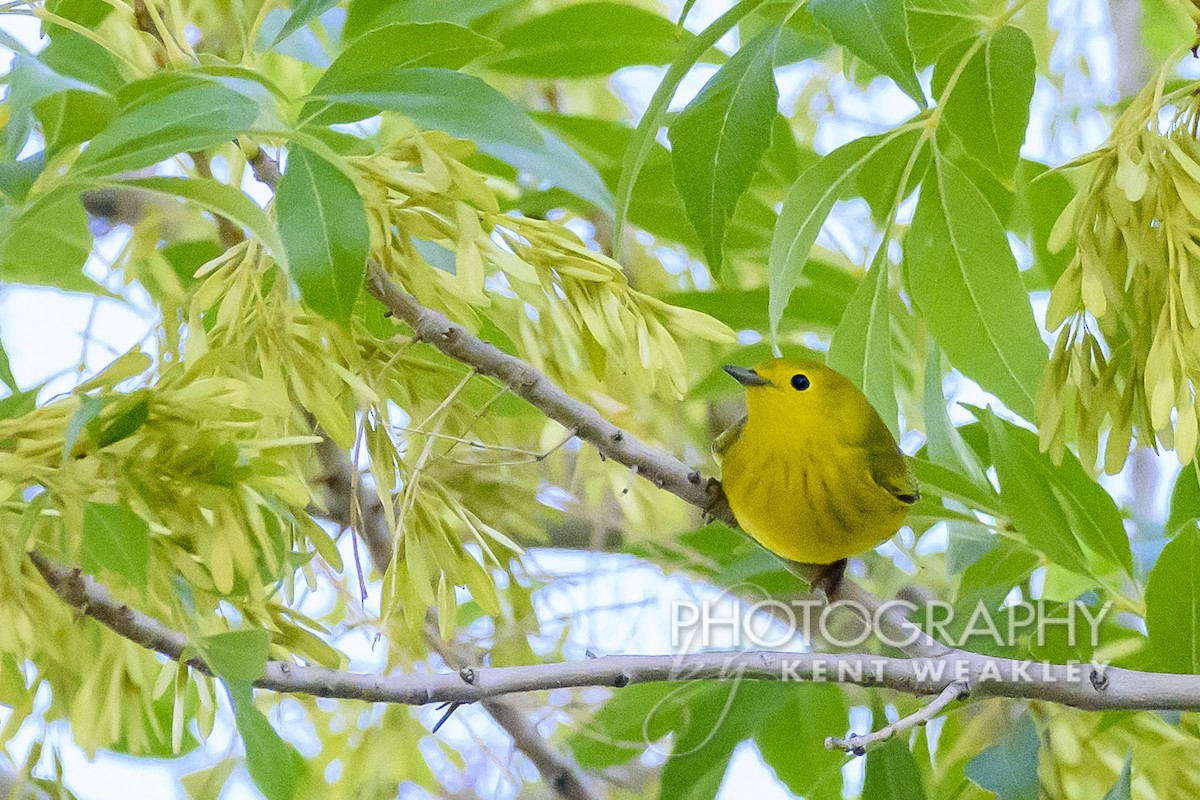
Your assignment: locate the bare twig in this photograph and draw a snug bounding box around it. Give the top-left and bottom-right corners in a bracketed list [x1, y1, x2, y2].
[826, 680, 970, 755]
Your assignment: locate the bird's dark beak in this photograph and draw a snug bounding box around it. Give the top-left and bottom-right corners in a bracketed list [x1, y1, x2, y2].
[722, 365, 770, 387]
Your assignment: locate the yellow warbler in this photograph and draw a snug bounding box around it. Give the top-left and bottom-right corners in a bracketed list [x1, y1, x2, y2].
[714, 358, 918, 591]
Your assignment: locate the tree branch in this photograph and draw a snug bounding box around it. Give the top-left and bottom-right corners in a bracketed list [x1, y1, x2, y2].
[31, 552, 1200, 714]
[313, 441, 600, 800]
[826, 680, 969, 755]
[363, 263, 716, 516]
[425, 623, 598, 800]
[360, 263, 945, 658]
[229, 139, 1172, 756]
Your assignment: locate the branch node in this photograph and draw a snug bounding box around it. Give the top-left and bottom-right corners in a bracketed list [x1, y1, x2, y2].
[612, 430, 624, 443]
[1090, 666, 1109, 693]
[613, 672, 631, 688]
[687, 470, 702, 485]
[459, 666, 477, 685]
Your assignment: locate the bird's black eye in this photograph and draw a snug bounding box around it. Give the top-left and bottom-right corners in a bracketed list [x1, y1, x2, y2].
[791, 374, 810, 391]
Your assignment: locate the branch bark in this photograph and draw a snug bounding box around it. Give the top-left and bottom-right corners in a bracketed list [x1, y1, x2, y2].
[31, 552, 1200, 713]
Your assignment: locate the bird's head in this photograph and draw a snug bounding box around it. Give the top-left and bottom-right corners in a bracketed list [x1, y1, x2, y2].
[722, 358, 874, 439]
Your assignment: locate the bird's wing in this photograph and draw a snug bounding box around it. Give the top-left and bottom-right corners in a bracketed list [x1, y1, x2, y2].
[870, 451, 920, 505]
[863, 415, 919, 504]
[712, 416, 747, 463]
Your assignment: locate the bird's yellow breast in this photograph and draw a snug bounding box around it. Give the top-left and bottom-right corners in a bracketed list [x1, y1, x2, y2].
[720, 423, 910, 565]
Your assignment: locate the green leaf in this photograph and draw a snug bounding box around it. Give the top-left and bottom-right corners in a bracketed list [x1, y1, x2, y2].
[102, 176, 288, 271]
[343, 0, 516, 36]
[668, 30, 779, 272]
[744, 3, 831, 66]
[568, 683, 684, 768]
[266, 0, 339, 49]
[63, 394, 105, 460]
[71, 77, 261, 177]
[308, 22, 499, 104]
[828, 255, 896, 436]
[276, 146, 369, 326]
[753, 684, 848, 800]
[1, 386, 43, 419]
[658, 682, 780, 800]
[977, 409, 1134, 578]
[666, 259, 857, 332]
[1103, 753, 1133, 800]
[0, 183, 97, 292]
[485, 2, 691, 77]
[855, 127, 927, 224]
[0, 336, 16, 391]
[956, 541, 1040, 610]
[612, 0, 768, 250]
[910, 457, 1002, 516]
[305, 67, 541, 147]
[1146, 526, 1200, 673]
[906, 152, 1048, 420]
[533, 112, 691, 236]
[810, 0, 924, 104]
[863, 738, 926, 800]
[202, 629, 271, 682]
[905, 0, 988, 65]
[181, 759, 238, 800]
[0, 154, 45, 204]
[479, 127, 614, 215]
[1167, 463, 1200, 534]
[33, 88, 117, 156]
[39, 27, 123, 95]
[923, 343, 987, 484]
[964, 713, 1040, 800]
[97, 394, 149, 447]
[768, 131, 897, 339]
[0, 26, 116, 157]
[933, 27, 1036, 180]
[82, 502, 150, 589]
[1019, 160, 1075, 290]
[225, 680, 302, 800]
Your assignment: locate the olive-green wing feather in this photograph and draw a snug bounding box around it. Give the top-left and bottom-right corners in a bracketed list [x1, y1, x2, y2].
[863, 414, 919, 504]
[870, 450, 919, 504]
[712, 416, 747, 463]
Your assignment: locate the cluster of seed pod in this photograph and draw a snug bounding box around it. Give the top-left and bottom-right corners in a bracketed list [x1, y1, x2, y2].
[1041, 85, 1200, 473]
[354, 130, 733, 398]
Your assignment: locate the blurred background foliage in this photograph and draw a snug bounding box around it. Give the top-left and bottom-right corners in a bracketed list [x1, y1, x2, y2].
[2, 0, 1200, 798]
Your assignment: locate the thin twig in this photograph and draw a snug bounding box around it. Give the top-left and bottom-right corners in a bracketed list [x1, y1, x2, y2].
[826, 680, 970, 755]
[425, 621, 598, 800]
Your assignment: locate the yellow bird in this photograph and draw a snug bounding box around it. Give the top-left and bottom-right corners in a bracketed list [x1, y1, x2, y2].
[714, 358, 918, 592]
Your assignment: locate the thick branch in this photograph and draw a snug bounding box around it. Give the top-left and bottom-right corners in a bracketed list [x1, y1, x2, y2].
[31, 553, 1200, 713]
[364, 264, 714, 514]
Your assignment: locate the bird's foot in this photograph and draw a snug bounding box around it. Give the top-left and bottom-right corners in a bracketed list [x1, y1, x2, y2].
[702, 478, 728, 524]
[812, 558, 848, 601]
